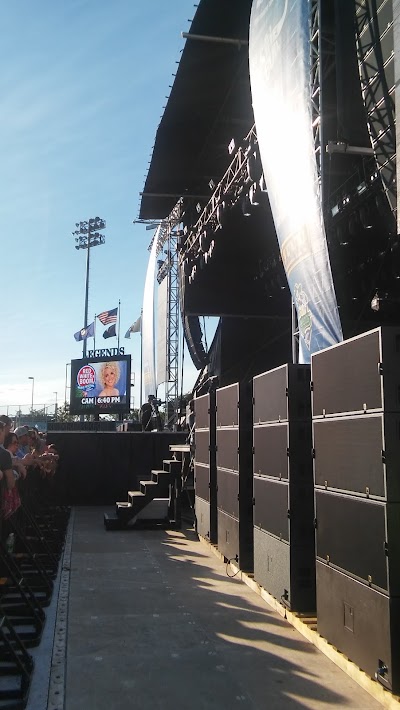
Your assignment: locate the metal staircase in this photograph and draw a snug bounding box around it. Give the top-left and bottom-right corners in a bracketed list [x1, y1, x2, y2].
[103, 458, 182, 530]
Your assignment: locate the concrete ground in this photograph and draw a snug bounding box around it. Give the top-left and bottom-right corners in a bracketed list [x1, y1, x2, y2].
[65, 507, 383, 710]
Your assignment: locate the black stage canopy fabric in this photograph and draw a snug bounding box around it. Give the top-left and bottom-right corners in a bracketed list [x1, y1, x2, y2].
[139, 0, 253, 221]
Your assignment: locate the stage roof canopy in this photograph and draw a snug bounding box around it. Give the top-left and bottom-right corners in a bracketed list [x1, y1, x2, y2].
[139, 0, 253, 220]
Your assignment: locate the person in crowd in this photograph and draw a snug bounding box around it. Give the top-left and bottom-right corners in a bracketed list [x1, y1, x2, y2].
[0, 422, 14, 489]
[98, 361, 121, 397]
[28, 428, 46, 454]
[0, 422, 22, 521]
[0, 415, 12, 436]
[14, 426, 36, 465]
[4, 432, 27, 480]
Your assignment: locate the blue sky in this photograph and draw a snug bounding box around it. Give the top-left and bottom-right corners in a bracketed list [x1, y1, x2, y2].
[0, 0, 205, 416]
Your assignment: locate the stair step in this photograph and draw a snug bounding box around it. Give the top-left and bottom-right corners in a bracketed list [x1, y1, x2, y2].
[151, 471, 172, 482]
[116, 502, 132, 508]
[127, 491, 145, 498]
[140, 480, 157, 487]
[163, 460, 181, 473]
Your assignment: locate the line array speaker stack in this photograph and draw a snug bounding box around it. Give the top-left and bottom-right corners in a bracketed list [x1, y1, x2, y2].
[253, 364, 315, 612]
[216, 381, 253, 571]
[194, 391, 217, 543]
[312, 327, 400, 692]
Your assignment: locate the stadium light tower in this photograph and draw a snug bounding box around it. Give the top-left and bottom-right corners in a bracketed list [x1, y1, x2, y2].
[72, 217, 106, 356]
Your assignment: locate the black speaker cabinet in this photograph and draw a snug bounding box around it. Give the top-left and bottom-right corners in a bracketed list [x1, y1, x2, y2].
[254, 421, 312, 482]
[254, 476, 315, 612]
[195, 392, 211, 430]
[194, 392, 217, 543]
[317, 561, 400, 693]
[311, 326, 400, 418]
[315, 490, 400, 595]
[216, 382, 253, 570]
[313, 413, 400, 501]
[252, 364, 315, 611]
[253, 364, 311, 424]
[254, 528, 316, 613]
[195, 463, 210, 502]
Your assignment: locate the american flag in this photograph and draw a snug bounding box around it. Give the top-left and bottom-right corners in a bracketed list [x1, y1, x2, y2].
[97, 307, 118, 325]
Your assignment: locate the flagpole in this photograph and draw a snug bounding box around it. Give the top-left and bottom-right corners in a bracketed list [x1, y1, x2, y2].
[93, 314, 97, 351]
[117, 299, 121, 349]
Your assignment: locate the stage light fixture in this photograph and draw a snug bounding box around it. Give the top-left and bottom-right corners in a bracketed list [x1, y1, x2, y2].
[196, 202, 201, 213]
[331, 204, 340, 217]
[246, 150, 262, 184]
[371, 292, 381, 311]
[357, 182, 367, 195]
[249, 183, 260, 206]
[359, 204, 373, 229]
[208, 179, 215, 190]
[216, 200, 228, 229]
[228, 138, 235, 154]
[259, 174, 267, 192]
[242, 195, 252, 217]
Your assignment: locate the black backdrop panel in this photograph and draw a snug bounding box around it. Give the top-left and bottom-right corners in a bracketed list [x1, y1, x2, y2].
[216, 428, 239, 472]
[313, 414, 387, 497]
[217, 469, 239, 518]
[195, 463, 210, 502]
[311, 327, 400, 417]
[253, 476, 289, 542]
[253, 364, 311, 424]
[195, 393, 210, 430]
[253, 423, 288, 479]
[216, 383, 239, 427]
[315, 490, 388, 591]
[195, 429, 210, 466]
[46, 431, 186, 505]
[316, 561, 400, 692]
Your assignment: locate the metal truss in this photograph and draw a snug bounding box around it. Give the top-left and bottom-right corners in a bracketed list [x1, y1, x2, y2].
[310, 0, 321, 179]
[149, 198, 183, 255]
[355, 0, 396, 216]
[155, 199, 183, 428]
[180, 124, 258, 261]
[165, 230, 179, 428]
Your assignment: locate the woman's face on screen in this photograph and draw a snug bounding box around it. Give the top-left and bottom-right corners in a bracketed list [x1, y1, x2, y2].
[104, 367, 116, 386]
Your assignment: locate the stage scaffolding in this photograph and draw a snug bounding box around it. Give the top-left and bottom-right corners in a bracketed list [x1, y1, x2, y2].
[156, 200, 183, 428]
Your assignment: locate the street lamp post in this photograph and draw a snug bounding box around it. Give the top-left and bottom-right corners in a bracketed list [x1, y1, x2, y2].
[65, 362, 70, 406]
[53, 391, 58, 420]
[28, 377, 35, 424]
[72, 218, 106, 357]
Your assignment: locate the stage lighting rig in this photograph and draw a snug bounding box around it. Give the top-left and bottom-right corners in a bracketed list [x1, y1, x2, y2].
[180, 124, 263, 263]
